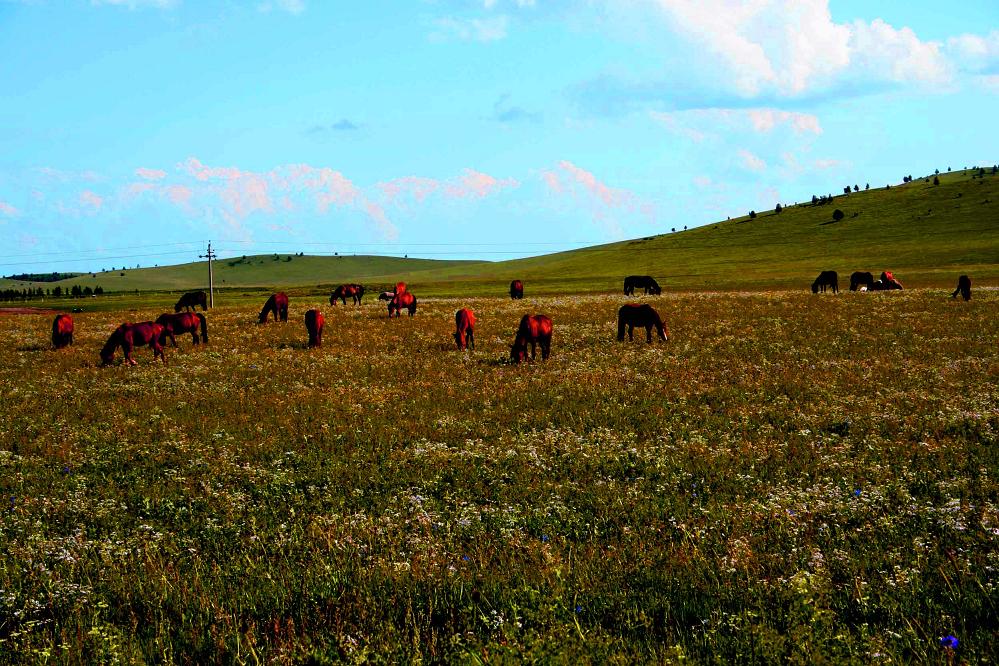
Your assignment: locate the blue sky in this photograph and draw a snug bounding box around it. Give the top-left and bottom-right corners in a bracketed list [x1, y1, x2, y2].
[0, 0, 996, 273]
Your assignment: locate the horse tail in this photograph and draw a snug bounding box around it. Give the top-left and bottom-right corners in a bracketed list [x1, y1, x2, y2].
[196, 313, 208, 343]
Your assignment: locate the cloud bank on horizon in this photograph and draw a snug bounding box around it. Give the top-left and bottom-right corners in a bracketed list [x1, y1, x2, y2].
[0, 0, 996, 271]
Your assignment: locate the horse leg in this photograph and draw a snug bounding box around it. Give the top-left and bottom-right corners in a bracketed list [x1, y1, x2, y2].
[469, 329, 474, 350]
[541, 340, 550, 360]
[191, 330, 199, 345]
[628, 324, 634, 341]
[123, 340, 135, 366]
[646, 325, 653, 343]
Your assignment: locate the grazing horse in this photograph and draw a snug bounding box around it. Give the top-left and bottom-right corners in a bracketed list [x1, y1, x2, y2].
[174, 291, 208, 312]
[51, 314, 74, 349]
[378, 291, 395, 301]
[849, 271, 875, 291]
[454, 308, 475, 350]
[880, 271, 903, 289]
[951, 275, 972, 301]
[509, 280, 524, 299]
[388, 292, 417, 317]
[259, 292, 289, 323]
[510, 314, 553, 362]
[330, 284, 364, 306]
[811, 271, 839, 293]
[617, 304, 668, 343]
[623, 275, 662, 295]
[100, 322, 165, 366]
[305, 309, 325, 347]
[156, 312, 207, 346]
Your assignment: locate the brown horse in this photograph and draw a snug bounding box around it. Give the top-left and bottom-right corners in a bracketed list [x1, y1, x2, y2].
[388, 291, 417, 317]
[880, 271, 903, 289]
[330, 284, 364, 306]
[174, 290, 208, 312]
[509, 280, 524, 299]
[951, 275, 972, 301]
[156, 312, 207, 346]
[617, 304, 668, 343]
[100, 322, 165, 366]
[510, 314, 553, 362]
[395, 282, 407, 295]
[378, 291, 395, 301]
[259, 292, 289, 323]
[305, 309, 325, 347]
[454, 308, 475, 350]
[51, 314, 74, 349]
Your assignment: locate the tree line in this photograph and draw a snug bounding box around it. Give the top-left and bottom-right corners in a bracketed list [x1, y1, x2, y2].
[1, 285, 104, 302]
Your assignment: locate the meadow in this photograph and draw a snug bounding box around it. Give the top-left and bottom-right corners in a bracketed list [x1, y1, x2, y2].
[0, 286, 996, 663]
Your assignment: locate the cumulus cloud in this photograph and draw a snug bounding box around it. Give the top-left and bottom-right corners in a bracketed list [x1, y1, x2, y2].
[377, 169, 518, 206]
[650, 107, 822, 141]
[636, 0, 954, 98]
[541, 161, 655, 235]
[135, 167, 167, 180]
[79, 190, 104, 211]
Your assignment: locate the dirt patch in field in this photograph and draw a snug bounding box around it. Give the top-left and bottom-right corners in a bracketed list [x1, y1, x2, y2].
[0, 307, 60, 315]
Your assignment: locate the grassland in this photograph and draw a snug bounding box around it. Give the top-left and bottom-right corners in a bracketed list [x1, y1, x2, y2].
[1, 287, 996, 662]
[4, 167, 997, 299]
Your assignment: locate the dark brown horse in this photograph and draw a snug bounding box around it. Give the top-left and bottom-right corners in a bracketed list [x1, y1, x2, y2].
[812, 271, 839, 293]
[259, 292, 289, 323]
[100, 322, 165, 366]
[454, 308, 475, 350]
[624, 275, 661, 295]
[305, 309, 325, 347]
[617, 304, 668, 343]
[849, 271, 874, 291]
[510, 314, 553, 362]
[951, 275, 972, 301]
[174, 291, 208, 312]
[330, 284, 364, 306]
[51, 314, 74, 349]
[378, 291, 395, 301]
[880, 271, 903, 289]
[388, 291, 417, 317]
[156, 312, 207, 346]
[509, 280, 524, 299]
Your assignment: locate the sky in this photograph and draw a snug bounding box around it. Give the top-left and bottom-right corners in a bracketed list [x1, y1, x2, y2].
[0, 0, 996, 274]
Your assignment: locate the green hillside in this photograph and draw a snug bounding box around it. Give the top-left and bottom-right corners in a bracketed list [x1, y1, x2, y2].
[1, 255, 484, 293]
[4, 167, 997, 297]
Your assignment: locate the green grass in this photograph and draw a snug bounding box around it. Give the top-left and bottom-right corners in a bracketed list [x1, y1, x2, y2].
[4, 168, 997, 300]
[0, 288, 996, 662]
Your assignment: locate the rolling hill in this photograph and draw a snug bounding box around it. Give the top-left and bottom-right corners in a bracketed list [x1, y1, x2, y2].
[4, 167, 997, 298]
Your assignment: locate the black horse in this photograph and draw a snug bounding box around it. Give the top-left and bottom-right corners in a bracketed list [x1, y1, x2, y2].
[951, 275, 972, 301]
[849, 271, 874, 291]
[623, 275, 661, 295]
[509, 280, 524, 299]
[811, 271, 838, 294]
[174, 291, 208, 312]
[617, 304, 668, 343]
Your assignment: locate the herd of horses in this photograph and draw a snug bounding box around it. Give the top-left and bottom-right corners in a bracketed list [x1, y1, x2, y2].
[46, 270, 976, 365]
[812, 270, 972, 298]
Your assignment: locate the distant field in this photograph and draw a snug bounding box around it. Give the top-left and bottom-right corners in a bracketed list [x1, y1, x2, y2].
[0, 289, 996, 661]
[3, 168, 996, 299]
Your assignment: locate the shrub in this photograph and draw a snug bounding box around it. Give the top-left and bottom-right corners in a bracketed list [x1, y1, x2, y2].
[832, 209, 845, 222]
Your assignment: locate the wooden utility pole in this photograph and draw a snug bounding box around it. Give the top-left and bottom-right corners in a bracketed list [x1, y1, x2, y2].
[200, 241, 216, 308]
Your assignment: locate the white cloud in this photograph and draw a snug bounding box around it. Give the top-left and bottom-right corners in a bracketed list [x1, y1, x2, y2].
[258, 0, 305, 15]
[650, 107, 821, 142]
[647, 0, 951, 96]
[737, 149, 766, 172]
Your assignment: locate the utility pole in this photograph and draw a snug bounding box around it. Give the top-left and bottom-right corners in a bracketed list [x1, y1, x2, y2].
[200, 241, 216, 308]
